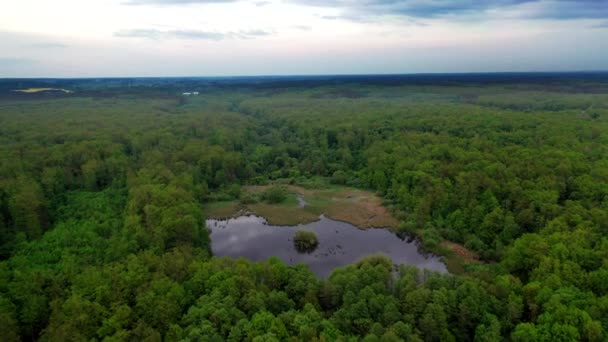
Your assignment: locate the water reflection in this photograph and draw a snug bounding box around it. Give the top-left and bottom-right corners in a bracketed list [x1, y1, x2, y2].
[207, 215, 448, 278]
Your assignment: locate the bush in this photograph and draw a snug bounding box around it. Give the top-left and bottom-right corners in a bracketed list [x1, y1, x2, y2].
[239, 192, 258, 205]
[249, 176, 269, 185]
[331, 170, 348, 185]
[261, 185, 287, 204]
[355, 254, 392, 270]
[227, 184, 241, 199]
[422, 228, 441, 250]
[293, 230, 319, 253]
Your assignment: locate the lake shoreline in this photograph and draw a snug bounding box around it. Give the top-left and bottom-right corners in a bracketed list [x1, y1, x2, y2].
[207, 214, 448, 278]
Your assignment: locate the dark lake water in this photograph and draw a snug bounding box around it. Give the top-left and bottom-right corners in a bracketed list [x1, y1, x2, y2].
[207, 215, 448, 278]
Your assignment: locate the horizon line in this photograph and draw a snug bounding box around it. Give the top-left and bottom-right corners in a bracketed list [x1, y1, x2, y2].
[2, 70, 608, 80]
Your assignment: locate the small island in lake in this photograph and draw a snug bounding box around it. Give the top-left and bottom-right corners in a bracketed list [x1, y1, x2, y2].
[293, 230, 319, 253]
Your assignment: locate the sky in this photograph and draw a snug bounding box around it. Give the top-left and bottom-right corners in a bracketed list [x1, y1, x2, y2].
[1, 0, 608, 77]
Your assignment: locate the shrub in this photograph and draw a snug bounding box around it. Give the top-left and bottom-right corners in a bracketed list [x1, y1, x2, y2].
[239, 192, 258, 205]
[227, 184, 241, 199]
[249, 176, 269, 185]
[422, 228, 441, 250]
[331, 170, 348, 185]
[293, 230, 319, 253]
[355, 254, 392, 270]
[261, 185, 287, 204]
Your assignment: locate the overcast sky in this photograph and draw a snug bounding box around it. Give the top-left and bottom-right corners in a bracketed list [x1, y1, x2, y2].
[1, 0, 608, 77]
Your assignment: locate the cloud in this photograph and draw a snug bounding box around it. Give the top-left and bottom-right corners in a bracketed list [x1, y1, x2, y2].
[591, 21, 608, 28]
[237, 29, 273, 38]
[0, 57, 35, 67]
[114, 29, 164, 39]
[524, 1, 608, 20]
[114, 28, 272, 40]
[293, 0, 534, 18]
[121, 0, 608, 21]
[0, 31, 70, 50]
[319, 14, 373, 23]
[30, 42, 68, 48]
[292, 25, 312, 30]
[294, 0, 608, 21]
[124, 0, 237, 4]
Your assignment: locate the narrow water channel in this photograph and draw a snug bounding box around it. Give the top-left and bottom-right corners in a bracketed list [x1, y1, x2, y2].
[207, 214, 448, 278]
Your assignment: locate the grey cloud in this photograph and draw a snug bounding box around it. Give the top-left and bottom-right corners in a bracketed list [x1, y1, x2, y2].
[240, 29, 273, 36]
[0, 57, 35, 67]
[293, 0, 534, 17]
[231, 29, 274, 39]
[292, 25, 312, 30]
[591, 21, 608, 28]
[525, 1, 608, 20]
[0, 31, 70, 50]
[114, 29, 164, 39]
[114, 28, 272, 40]
[30, 42, 68, 48]
[122, 0, 608, 20]
[124, 0, 237, 4]
[294, 0, 608, 20]
[319, 14, 374, 23]
[168, 30, 228, 40]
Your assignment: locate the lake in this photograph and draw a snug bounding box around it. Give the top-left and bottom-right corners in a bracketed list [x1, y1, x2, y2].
[207, 214, 448, 278]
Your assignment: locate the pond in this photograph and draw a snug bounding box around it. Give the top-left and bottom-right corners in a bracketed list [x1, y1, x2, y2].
[207, 214, 448, 278]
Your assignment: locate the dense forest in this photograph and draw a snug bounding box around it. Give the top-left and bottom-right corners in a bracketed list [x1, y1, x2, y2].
[0, 74, 607, 341]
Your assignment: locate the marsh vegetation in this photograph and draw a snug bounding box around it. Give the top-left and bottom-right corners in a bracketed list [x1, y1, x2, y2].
[293, 230, 319, 253]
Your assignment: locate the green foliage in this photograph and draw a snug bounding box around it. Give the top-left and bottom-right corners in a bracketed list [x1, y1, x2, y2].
[293, 230, 319, 253]
[226, 184, 242, 200]
[331, 170, 348, 185]
[0, 77, 607, 340]
[239, 191, 259, 205]
[261, 186, 288, 204]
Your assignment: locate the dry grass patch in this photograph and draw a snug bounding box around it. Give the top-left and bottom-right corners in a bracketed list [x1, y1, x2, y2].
[242, 185, 400, 229]
[440, 241, 479, 262]
[323, 189, 399, 229]
[207, 184, 401, 229]
[13, 88, 74, 94]
[248, 202, 320, 226]
[204, 201, 243, 219]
